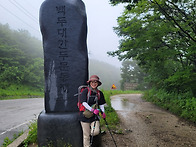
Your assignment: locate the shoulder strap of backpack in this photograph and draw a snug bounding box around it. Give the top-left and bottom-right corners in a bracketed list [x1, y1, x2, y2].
[96, 90, 100, 100]
[86, 86, 91, 103]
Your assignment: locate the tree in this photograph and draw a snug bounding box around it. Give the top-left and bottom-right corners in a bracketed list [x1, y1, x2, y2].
[22, 58, 44, 89]
[0, 23, 44, 89]
[108, 0, 196, 96]
[120, 59, 148, 90]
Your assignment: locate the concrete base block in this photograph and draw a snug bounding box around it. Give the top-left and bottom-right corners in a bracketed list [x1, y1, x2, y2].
[37, 111, 83, 147]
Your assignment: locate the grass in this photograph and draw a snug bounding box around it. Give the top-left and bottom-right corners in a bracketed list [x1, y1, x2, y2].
[22, 121, 37, 147]
[143, 88, 196, 123]
[1, 131, 23, 147]
[0, 85, 44, 100]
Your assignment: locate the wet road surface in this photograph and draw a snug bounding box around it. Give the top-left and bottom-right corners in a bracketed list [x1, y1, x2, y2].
[0, 98, 44, 146]
[102, 94, 196, 147]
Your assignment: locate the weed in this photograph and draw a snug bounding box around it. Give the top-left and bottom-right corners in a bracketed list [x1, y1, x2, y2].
[1, 131, 23, 147]
[22, 121, 37, 146]
[143, 88, 196, 123]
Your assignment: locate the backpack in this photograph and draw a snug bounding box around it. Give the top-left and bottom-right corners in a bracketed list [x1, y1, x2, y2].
[76, 85, 100, 111]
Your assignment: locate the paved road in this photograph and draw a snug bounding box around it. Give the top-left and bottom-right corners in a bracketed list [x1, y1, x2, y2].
[0, 98, 44, 146]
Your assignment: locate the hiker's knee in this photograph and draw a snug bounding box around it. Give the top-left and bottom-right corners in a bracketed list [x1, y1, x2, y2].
[91, 121, 100, 136]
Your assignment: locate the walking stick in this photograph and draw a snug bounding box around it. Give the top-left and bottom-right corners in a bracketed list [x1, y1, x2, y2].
[90, 116, 97, 147]
[104, 118, 118, 147]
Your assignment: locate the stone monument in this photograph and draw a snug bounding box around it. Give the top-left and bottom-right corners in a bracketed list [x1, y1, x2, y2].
[37, 0, 88, 146]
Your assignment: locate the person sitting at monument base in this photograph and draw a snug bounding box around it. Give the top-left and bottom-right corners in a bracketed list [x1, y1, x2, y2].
[79, 75, 106, 147]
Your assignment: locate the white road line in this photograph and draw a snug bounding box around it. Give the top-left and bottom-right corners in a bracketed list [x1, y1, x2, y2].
[0, 121, 31, 136]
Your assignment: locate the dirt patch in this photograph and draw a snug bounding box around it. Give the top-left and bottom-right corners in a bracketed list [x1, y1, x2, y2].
[101, 94, 196, 147]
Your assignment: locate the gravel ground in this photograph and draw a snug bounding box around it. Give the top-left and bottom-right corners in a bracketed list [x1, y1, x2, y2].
[101, 94, 196, 147]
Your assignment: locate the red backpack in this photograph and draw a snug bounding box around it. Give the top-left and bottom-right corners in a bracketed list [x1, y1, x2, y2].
[76, 85, 100, 111]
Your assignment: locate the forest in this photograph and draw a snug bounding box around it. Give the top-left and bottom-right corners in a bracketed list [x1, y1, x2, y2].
[0, 23, 121, 97]
[108, 0, 196, 122]
[0, 23, 44, 91]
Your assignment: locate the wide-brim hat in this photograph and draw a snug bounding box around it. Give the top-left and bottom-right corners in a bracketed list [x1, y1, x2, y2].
[87, 75, 102, 86]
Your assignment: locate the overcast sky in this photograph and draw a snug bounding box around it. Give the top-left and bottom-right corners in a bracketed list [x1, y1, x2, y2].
[0, 0, 124, 68]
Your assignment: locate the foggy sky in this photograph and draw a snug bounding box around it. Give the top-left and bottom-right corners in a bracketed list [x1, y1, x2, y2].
[0, 0, 124, 67]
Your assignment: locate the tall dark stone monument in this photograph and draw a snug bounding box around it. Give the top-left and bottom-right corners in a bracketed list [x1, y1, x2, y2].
[37, 0, 88, 146]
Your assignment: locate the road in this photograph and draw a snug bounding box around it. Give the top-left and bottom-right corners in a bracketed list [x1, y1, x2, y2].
[0, 98, 44, 146]
[102, 94, 196, 147]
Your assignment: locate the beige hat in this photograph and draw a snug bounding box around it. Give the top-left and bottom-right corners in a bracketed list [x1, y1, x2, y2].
[87, 75, 102, 86]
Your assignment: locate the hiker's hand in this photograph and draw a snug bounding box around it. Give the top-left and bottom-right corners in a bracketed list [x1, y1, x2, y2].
[91, 109, 99, 115]
[101, 112, 106, 119]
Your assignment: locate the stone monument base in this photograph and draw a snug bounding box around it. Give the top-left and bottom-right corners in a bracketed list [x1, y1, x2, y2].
[37, 111, 83, 147]
[37, 111, 102, 147]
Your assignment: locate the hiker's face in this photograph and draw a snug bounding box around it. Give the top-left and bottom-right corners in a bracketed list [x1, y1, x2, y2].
[90, 81, 98, 89]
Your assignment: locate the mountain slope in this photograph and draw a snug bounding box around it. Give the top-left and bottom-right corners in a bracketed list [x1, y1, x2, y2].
[89, 59, 121, 90]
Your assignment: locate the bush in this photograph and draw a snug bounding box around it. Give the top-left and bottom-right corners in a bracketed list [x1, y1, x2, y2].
[22, 121, 37, 147]
[143, 88, 196, 123]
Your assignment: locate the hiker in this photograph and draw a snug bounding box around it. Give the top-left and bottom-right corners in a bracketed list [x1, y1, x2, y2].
[79, 75, 106, 147]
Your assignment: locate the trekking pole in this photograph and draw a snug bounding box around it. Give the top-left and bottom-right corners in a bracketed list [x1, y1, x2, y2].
[90, 116, 97, 147]
[90, 96, 100, 147]
[104, 118, 118, 147]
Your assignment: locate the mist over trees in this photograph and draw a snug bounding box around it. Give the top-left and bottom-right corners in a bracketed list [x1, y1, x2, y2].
[108, 0, 196, 97]
[89, 59, 121, 90]
[0, 23, 44, 90]
[0, 23, 121, 92]
[120, 60, 149, 90]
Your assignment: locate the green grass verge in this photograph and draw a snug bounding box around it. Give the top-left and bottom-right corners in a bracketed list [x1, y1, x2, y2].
[22, 121, 37, 147]
[1, 131, 23, 147]
[143, 88, 196, 123]
[0, 85, 44, 100]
